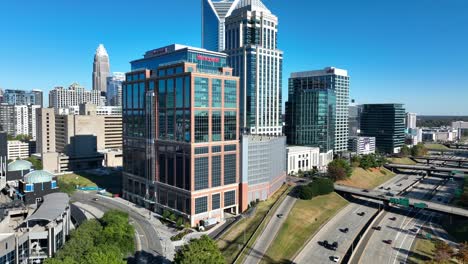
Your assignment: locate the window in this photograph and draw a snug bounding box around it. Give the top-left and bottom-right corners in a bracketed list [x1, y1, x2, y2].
[194, 77, 209, 107]
[167, 68, 174, 75]
[195, 147, 209, 155]
[212, 194, 220, 210]
[194, 111, 209, 143]
[212, 111, 222, 141]
[167, 79, 174, 108]
[212, 79, 222, 108]
[195, 196, 208, 214]
[158, 80, 166, 108]
[212, 156, 221, 187]
[175, 77, 183, 108]
[194, 157, 209, 190]
[224, 154, 236, 185]
[25, 184, 34, 192]
[224, 190, 236, 207]
[158, 69, 165, 77]
[224, 80, 237, 108]
[212, 146, 221, 153]
[224, 145, 236, 152]
[224, 111, 237, 140]
[149, 81, 155, 90]
[184, 76, 191, 108]
[175, 66, 183, 74]
[51, 180, 57, 189]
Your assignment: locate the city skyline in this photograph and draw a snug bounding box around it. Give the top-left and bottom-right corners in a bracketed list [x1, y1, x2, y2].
[1, 0, 468, 115]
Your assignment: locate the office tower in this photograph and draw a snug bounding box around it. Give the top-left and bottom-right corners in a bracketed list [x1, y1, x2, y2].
[285, 75, 336, 152]
[360, 104, 406, 154]
[0, 104, 39, 139]
[225, 0, 283, 135]
[287, 68, 349, 153]
[0, 88, 4, 103]
[406, 112, 417, 129]
[92, 44, 111, 93]
[0, 104, 15, 135]
[49, 83, 101, 111]
[3, 89, 43, 106]
[106, 72, 125, 106]
[349, 101, 362, 137]
[123, 44, 240, 226]
[202, 0, 239, 52]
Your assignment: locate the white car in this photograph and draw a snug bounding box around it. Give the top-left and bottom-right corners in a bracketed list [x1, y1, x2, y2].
[331, 256, 340, 262]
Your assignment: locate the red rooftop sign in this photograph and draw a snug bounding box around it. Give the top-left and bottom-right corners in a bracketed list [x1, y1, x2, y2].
[197, 55, 220, 63]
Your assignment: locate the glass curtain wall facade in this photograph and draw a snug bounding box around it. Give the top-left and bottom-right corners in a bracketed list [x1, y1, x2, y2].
[202, 0, 240, 52]
[360, 104, 406, 154]
[123, 45, 240, 226]
[285, 77, 336, 152]
[225, 0, 283, 135]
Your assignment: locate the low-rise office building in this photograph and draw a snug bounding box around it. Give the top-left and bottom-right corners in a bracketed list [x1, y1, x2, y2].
[286, 146, 333, 175]
[7, 141, 30, 160]
[422, 129, 458, 142]
[348, 136, 376, 155]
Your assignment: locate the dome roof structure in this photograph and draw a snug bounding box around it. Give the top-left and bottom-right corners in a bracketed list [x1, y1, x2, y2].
[7, 160, 33, 172]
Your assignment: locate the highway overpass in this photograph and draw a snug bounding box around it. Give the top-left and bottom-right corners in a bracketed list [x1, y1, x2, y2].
[334, 184, 468, 218]
[412, 156, 468, 167]
[385, 163, 468, 177]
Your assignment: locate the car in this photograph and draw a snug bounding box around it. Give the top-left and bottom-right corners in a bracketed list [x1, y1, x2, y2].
[330, 256, 340, 262]
[397, 183, 403, 187]
[340, 227, 349, 233]
[332, 242, 338, 249]
[277, 214, 284, 218]
[431, 166, 436, 169]
[385, 192, 395, 197]
[409, 228, 418, 233]
[362, 189, 369, 193]
[389, 217, 397, 221]
[373, 226, 382, 231]
[379, 186, 384, 189]
[385, 187, 391, 190]
[357, 212, 365, 216]
[437, 198, 442, 201]
[92, 198, 99, 201]
[384, 239, 393, 244]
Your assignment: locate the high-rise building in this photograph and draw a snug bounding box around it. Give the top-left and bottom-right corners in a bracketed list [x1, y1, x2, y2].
[3, 89, 43, 107]
[49, 83, 101, 111]
[202, 0, 240, 52]
[123, 44, 241, 226]
[285, 76, 336, 152]
[92, 44, 111, 93]
[224, 0, 283, 135]
[406, 112, 417, 129]
[288, 67, 350, 153]
[360, 104, 406, 154]
[106, 72, 125, 106]
[349, 101, 362, 137]
[0, 104, 39, 139]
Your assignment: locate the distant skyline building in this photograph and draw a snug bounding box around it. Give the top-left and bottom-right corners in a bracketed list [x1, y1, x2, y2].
[289, 67, 350, 153]
[285, 74, 336, 152]
[92, 44, 111, 93]
[225, 0, 283, 136]
[349, 101, 362, 137]
[106, 72, 125, 106]
[0, 104, 39, 139]
[3, 89, 43, 107]
[49, 83, 101, 112]
[202, 0, 240, 52]
[406, 112, 417, 129]
[360, 104, 406, 154]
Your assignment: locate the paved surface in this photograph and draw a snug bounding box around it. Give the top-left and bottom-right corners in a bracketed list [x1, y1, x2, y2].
[357, 175, 461, 264]
[294, 174, 418, 264]
[243, 195, 297, 264]
[386, 163, 468, 174]
[72, 192, 172, 264]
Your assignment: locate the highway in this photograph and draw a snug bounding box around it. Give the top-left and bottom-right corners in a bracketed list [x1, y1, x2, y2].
[356, 175, 459, 264]
[72, 192, 168, 264]
[386, 163, 468, 175]
[294, 174, 418, 264]
[243, 195, 297, 264]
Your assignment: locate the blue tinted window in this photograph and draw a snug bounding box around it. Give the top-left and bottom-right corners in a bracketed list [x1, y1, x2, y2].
[176, 67, 183, 74]
[212, 79, 222, 108]
[195, 157, 209, 191]
[224, 154, 236, 185]
[132, 84, 139, 108]
[224, 190, 236, 207]
[195, 196, 208, 214]
[158, 69, 165, 77]
[212, 156, 221, 187]
[167, 68, 174, 75]
[184, 76, 191, 108]
[158, 80, 166, 108]
[176, 78, 183, 108]
[212, 111, 222, 141]
[195, 147, 209, 155]
[149, 81, 155, 90]
[224, 80, 237, 108]
[224, 145, 236, 152]
[195, 111, 209, 143]
[167, 79, 174, 108]
[25, 184, 34, 192]
[139, 73, 145, 80]
[194, 77, 209, 107]
[212, 193, 220, 210]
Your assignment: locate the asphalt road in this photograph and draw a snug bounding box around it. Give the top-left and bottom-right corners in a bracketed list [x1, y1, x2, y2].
[242, 195, 297, 264]
[294, 174, 419, 264]
[357, 175, 453, 264]
[72, 192, 167, 264]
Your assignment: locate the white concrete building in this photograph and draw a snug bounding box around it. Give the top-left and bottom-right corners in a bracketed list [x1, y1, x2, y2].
[286, 146, 333, 174]
[48, 83, 101, 112]
[422, 129, 458, 142]
[348, 136, 376, 155]
[7, 141, 30, 160]
[406, 113, 417, 129]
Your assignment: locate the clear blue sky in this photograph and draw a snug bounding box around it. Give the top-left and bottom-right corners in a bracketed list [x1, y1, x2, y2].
[1, 0, 467, 115]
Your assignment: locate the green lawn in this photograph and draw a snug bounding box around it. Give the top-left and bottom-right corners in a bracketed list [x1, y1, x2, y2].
[217, 184, 289, 264]
[260, 193, 349, 264]
[388, 157, 418, 165]
[425, 143, 450, 151]
[336, 167, 396, 189]
[409, 236, 459, 264]
[57, 170, 122, 195]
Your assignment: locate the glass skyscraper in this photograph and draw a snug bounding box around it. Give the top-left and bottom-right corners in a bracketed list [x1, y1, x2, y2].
[202, 0, 240, 52]
[122, 44, 240, 226]
[285, 76, 336, 152]
[360, 104, 406, 154]
[224, 0, 283, 136]
[287, 68, 349, 153]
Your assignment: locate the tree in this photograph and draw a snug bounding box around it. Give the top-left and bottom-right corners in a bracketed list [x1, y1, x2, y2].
[163, 209, 171, 219]
[297, 185, 314, 200]
[176, 217, 185, 228]
[328, 165, 347, 181]
[350, 155, 361, 168]
[27, 156, 43, 170]
[455, 242, 468, 263]
[433, 240, 454, 263]
[296, 178, 334, 200]
[411, 143, 428, 157]
[400, 145, 411, 157]
[174, 235, 225, 264]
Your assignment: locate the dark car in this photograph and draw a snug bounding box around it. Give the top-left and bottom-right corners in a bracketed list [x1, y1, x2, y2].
[385, 187, 391, 190]
[373, 226, 382, 231]
[362, 189, 369, 193]
[357, 212, 365, 216]
[384, 239, 393, 245]
[379, 186, 384, 189]
[397, 183, 403, 187]
[277, 214, 284, 218]
[389, 217, 397, 221]
[92, 198, 99, 201]
[340, 228, 349, 233]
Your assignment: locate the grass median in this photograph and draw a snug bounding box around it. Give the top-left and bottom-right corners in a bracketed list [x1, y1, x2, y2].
[425, 143, 450, 151]
[408, 236, 458, 264]
[336, 167, 396, 189]
[388, 157, 417, 165]
[260, 192, 348, 264]
[217, 184, 289, 264]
